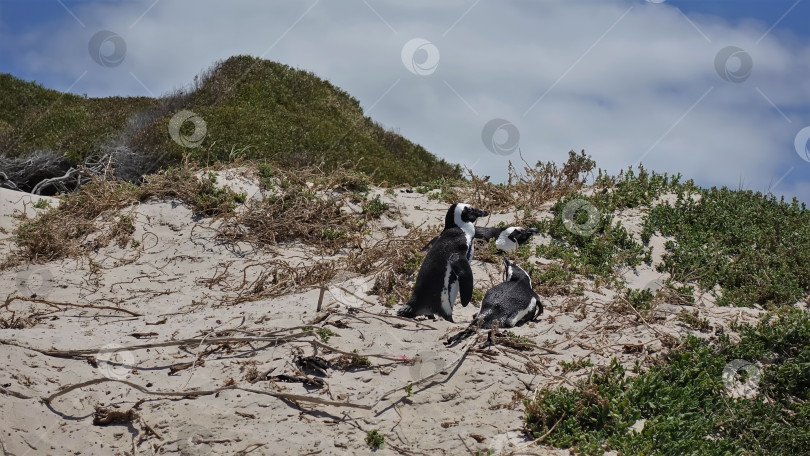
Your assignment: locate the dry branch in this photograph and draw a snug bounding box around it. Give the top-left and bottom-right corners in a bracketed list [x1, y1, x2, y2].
[44, 377, 371, 410]
[2, 295, 143, 317]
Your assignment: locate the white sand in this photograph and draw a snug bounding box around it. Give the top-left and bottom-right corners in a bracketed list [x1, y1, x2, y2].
[0, 181, 762, 456]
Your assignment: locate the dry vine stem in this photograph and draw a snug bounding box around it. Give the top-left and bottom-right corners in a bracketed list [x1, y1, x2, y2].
[376, 331, 481, 406]
[45, 378, 371, 410]
[0, 333, 308, 358]
[2, 295, 143, 317]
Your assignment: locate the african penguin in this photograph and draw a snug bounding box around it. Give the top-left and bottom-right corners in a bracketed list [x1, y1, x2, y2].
[476, 226, 540, 253]
[397, 203, 488, 322]
[445, 258, 543, 345]
[476, 257, 543, 328]
[422, 225, 539, 254]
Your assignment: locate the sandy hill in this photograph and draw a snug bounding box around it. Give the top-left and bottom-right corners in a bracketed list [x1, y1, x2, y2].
[3, 155, 808, 455]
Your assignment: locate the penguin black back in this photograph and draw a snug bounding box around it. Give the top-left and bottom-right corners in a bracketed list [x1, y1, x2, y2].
[475, 258, 543, 329]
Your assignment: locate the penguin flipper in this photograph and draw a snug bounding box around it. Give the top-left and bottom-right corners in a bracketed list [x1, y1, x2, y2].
[532, 296, 544, 321]
[450, 255, 474, 307]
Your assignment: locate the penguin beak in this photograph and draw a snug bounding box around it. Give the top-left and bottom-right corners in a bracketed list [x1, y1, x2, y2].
[469, 207, 488, 220]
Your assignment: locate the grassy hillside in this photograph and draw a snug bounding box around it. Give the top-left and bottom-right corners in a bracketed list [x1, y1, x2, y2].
[0, 56, 461, 185]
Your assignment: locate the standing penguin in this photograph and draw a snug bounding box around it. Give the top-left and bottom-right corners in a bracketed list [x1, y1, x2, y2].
[445, 258, 542, 345]
[397, 203, 488, 322]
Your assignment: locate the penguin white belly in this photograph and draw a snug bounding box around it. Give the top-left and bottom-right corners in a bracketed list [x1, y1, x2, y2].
[440, 265, 454, 316]
[507, 297, 536, 327]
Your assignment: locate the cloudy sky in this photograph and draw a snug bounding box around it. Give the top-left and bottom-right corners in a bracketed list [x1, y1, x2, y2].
[2, 0, 809, 202]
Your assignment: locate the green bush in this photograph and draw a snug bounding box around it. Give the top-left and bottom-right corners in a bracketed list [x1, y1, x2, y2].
[643, 187, 810, 308]
[525, 309, 810, 455]
[533, 194, 649, 278]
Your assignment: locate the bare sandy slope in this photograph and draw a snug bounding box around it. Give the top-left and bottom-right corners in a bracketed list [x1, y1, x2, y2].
[0, 176, 762, 456]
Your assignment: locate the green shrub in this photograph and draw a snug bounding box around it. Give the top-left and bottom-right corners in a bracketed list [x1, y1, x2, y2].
[363, 194, 388, 219]
[525, 309, 810, 455]
[643, 187, 810, 308]
[365, 429, 385, 449]
[533, 194, 648, 278]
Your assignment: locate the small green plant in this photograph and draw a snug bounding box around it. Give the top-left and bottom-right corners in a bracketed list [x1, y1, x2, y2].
[365, 429, 385, 449]
[506, 331, 530, 344]
[404, 252, 424, 275]
[625, 288, 654, 310]
[471, 287, 485, 304]
[672, 284, 695, 304]
[405, 383, 414, 397]
[524, 262, 574, 296]
[592, 165, 692, 211]
[316, 327, 334, 344]
[414, 177, 458, 202]
[194, 172, 246, 216]
[322, 227, 345, 240]
[32, 198, 51, 209]
[678, 309, 711, 331]
[363, 194, 388, 219]
[534, 194, 648, 278]
[257, 162, 274, 179]
[130, 240, 141, 248]
[558, 358, 593, 373]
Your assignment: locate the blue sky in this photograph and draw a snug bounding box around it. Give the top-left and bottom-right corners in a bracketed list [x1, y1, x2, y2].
[1, 0, 809, 202]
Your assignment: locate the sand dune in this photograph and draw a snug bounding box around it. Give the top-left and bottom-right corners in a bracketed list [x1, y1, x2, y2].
[0, 174, 762, 455]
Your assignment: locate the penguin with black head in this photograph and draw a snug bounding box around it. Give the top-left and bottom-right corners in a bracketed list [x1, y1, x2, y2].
[397, 203, 488, 322]
[475, 226, 540, 253]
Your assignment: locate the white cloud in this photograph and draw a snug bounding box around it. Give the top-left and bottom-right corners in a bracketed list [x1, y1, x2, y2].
[3, 0, 810, 201]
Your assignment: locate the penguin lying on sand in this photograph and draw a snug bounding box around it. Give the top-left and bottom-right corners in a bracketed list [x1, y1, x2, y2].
[421, 226, 539, 254]
[476, 226, 540, 253]
[397, 203, 488, 322]
[445, 258, 543, 345]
